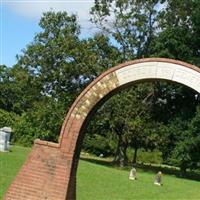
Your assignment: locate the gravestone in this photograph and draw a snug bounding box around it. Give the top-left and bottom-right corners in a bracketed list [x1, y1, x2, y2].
[0, 127, 12, 152]
[129, 167, 137, 180]
[154, 171, 162, 186]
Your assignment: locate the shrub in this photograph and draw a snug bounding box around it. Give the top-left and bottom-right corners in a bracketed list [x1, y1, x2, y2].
[0, 109, 18, 128]
[12, 99, 65, 146]
[83, 134, 114, 157]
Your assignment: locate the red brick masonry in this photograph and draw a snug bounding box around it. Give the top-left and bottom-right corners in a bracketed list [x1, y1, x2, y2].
[4, 58, 200, 200]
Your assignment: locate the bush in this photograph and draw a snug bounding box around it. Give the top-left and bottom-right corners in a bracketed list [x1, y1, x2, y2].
[0, 109, 18, 128]
[12, 99, 66, 146]
[12, 113, 46, 146]
[83, 134, 114, 157]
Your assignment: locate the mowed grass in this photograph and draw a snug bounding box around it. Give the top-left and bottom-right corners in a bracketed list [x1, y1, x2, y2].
[77, 160, 200, 200]
[0, 146, 200, 200]
[0, 146, 31, 199]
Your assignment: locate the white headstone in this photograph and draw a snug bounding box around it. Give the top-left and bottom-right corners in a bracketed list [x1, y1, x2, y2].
[154, 171, 162, 186]
[0, 127, 12, 152]
[129, 168, 137, 180]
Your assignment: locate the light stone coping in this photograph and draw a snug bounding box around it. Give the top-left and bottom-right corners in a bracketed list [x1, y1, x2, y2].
[116, 62, 200, 93]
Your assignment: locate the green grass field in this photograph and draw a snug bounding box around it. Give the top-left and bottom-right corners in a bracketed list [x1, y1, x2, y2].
[1, 146, 200, 200]
[0, 146, 31, 199]
[78, 159, 200, 200]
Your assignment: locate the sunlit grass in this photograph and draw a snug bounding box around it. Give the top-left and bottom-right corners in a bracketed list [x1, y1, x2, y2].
[77, 159, 200, 200]
[0, 146, 31, 199]
[1, 146, 200, 200]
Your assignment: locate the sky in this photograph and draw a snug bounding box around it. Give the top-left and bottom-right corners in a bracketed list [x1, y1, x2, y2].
[0, 0, 95, 67]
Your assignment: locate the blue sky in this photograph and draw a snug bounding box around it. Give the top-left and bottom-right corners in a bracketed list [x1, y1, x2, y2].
[0, 0, 95, 67]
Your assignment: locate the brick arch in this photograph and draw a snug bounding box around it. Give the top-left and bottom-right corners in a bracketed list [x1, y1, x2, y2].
[5, 58, 200, 200]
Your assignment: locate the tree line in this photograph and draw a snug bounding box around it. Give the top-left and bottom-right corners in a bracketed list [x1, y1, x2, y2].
[1, 0, 200, 173]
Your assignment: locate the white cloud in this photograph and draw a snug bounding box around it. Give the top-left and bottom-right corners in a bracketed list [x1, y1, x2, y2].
[4, 0, 96, 35]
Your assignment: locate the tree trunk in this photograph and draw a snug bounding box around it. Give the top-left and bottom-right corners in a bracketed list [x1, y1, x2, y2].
[113, 135, 128, 167]
[180, 164, 187, 176]
[119, 144, 128, 167]
[132, 148, 138, 164]
[113, 135, 122, 163]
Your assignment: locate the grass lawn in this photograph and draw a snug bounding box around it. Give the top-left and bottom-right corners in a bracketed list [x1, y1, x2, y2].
[1, 146, 200, 200]
[0, 146, 31, 199]
[78, 159, 200, 200]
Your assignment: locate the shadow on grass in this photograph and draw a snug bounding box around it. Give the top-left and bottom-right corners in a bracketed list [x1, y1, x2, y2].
[80, 156, 200, 182]
[135, 163, 200, 181]
[80, 157, 114, 168]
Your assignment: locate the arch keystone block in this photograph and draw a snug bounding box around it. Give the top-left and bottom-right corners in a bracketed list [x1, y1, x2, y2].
[4, 58, 200, 200]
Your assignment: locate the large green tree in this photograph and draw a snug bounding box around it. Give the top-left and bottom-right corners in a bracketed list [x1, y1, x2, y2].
[17, 12, 120, 108]
[85, 83, 162, 166]
[91, 0, 162, 60]
[164, 106, 200, 173]
[153, 0, 200, 65]
[0, 64, 41, 114]
[9, 11, 120, 145]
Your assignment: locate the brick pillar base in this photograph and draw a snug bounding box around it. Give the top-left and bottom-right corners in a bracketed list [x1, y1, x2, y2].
[4, 141, 74, 200]
[66, 158, 79, 200]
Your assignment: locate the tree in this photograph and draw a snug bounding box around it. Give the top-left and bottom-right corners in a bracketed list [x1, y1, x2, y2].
[0, 109, 18, 128]
[17, 12, 82, 107]
[127, 116, 161, 164]
[166, 106, 200, 173]
[12, 97, 65, 146]
[191, 0, 200, 65]
[153, 0, 200, 65]
[85, 82, 161, 166]
[17, 12, 120, 109]
[9, 11, 120, 145]
[150, 0, 200, 170]
[0, 64, 41, 114]
[91, 0, 162, 60]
